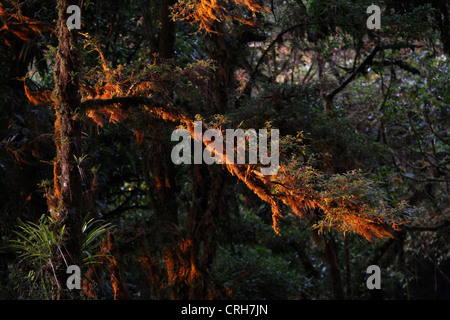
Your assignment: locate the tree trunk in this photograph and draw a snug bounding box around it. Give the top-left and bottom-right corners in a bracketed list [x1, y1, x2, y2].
[159, 0, 177, 60]
[53, 0, 83, 293]
[432, 0, 450, 55]
[207, 21, 235, 114]
[311, 230, 345, 299]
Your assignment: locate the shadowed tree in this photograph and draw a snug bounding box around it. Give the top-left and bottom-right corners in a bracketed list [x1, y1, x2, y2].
[51, 0, 83, 295]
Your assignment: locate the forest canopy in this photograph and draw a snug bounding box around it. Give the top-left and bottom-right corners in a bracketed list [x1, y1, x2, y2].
[0, 0, 449, 300]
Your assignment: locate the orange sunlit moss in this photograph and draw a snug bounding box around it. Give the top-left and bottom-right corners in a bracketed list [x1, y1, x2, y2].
[138, 237, 211, 299]
[0, 3, 54, 45]
[171, 0, 269, 33]
[24, 80, 53, 106]
[83, 233, 128, 299]
[134, 129, 145, 146]
[138, 254, 163, 296]
[82, 266, 99, 299]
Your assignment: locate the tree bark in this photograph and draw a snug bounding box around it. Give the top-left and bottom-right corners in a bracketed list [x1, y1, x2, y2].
[53, 0, 83, 293]
[207, 22, 235, 113]
[159, 0, 177, 60]
[311, 230, 345, 299]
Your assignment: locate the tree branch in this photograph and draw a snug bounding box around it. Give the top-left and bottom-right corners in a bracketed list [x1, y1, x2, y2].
[325, 45, 380, 111]
[406, 219, 450, 231]
[380, 58, 421, 75]
[82, 96, 158, 109]
[81, 94, 401, 241]
[238, 23, 315, 100]
[80, 96, 188, 122]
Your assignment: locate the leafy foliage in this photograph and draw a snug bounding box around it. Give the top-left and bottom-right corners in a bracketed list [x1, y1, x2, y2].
[8, 214, 113, 298]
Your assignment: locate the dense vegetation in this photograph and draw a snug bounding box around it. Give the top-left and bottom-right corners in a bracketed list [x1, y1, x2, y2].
[0, 0, 449, 299]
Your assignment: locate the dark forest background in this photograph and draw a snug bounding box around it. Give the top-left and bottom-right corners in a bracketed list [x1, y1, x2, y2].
[0, 0, 449, 299]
